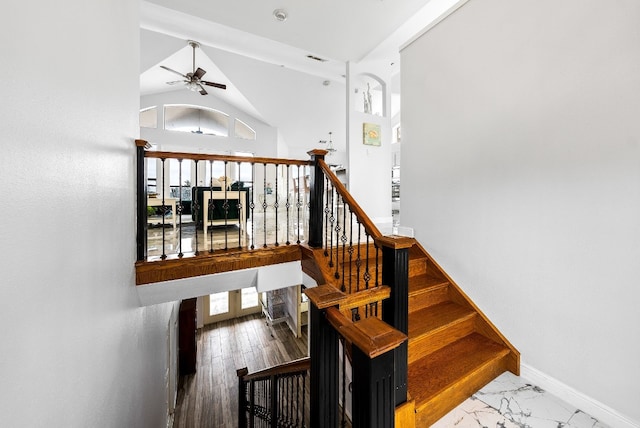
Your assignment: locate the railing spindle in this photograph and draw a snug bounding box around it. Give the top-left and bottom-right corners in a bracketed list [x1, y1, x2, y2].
[263, 163, 267, 248]
[286, 165, 290, 245]
[296, 165, 302, 244]
[160, 158, 167, 260]
[274, 164, 279, 247]
[208, 160, 215, 253]
[250, 162, 255, 250]
[223, 160, 229, 251]
[237, 161, 242, 249]
[177, 158, 184, 258]
[193, 160, 200, 256]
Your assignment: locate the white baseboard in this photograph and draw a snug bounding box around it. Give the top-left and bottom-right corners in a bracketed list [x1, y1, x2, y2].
[521, 363, 638, 428]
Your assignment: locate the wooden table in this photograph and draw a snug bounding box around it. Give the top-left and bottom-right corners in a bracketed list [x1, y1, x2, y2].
[202, 191, 247, 245]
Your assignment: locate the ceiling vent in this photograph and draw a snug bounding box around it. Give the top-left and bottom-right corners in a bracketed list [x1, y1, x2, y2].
[306, 54, 328, 63]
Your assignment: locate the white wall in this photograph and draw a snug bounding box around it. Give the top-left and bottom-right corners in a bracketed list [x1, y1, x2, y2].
[401, 0, 640, 425]
[0, 2, 175, 426]
[346, 63, 393, 222]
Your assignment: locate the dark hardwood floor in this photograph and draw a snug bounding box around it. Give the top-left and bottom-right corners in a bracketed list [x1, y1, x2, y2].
[172, 313, 308, 428]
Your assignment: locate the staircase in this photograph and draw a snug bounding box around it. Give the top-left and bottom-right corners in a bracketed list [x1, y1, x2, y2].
[405, 242, 519, 426]
[134, 143, 519, 427]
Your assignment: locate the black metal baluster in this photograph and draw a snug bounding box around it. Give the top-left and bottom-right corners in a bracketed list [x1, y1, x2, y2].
[375, 242, 380, 316]
[238, 161, 242, 249]
[209, 160, 215, 253]
[334, 194, 341, 282]
[296, 165, 301, 244]
[249, 379, 255, 428]
[161, 158, 167, 259]
[223, 160, 229, 251]
[274, 164, 279, 247]
[356, 221, 362, 293]
[285, 165, 291, 245]
[324, 176, 329, 257]
[177, 158, 184, 258]
[328, 183, 334, 268]
[348, 211, 354, 294]
[302, 371, 307, 428]
[341, 339, 346, 428]
[340, 196, 347, 290]
[250, 162, 255, 250]
[194, 160, 200, 256]
[364, 233, 371, 289]
[263, 163, 268, 248]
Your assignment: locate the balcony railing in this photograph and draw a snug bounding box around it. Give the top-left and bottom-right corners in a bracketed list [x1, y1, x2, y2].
[135, 141, 411, 427]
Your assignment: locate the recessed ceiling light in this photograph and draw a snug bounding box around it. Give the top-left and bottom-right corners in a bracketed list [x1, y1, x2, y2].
[273, 9, 288, 22]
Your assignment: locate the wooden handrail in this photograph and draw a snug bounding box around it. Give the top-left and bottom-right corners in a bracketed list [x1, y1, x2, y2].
[237, 357, 310, 382]
[144, 149, 311, 167]
[317, 158, 382, 238]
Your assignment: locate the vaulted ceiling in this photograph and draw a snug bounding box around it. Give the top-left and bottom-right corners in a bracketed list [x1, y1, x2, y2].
[139, 0, 459, 157]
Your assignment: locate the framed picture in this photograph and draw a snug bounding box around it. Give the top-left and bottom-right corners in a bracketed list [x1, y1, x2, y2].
[363, 122, 381, 146]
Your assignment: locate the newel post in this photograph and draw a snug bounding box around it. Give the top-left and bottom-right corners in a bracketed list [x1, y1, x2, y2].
[307, 149, 328, 248]
[377, 235, 416, 406]
[305, 286, 342, 428]
[135, 139, 151, 261]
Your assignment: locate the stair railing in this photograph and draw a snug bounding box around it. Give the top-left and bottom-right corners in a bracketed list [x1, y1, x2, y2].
[135, 140, 311, 261]
[307, 150, 384, 316]
[237, 358, 310, 428]
[305, 150, 414, 427]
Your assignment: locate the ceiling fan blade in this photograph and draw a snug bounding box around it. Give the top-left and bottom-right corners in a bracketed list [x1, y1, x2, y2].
[194, 67, 206, 79]
[201, 81, 227, 90]
[160, 65, 187, 78]
[198, 84, 208, 95]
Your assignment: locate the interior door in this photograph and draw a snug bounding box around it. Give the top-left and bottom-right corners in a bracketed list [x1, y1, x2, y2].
[203, 286, 261, 325]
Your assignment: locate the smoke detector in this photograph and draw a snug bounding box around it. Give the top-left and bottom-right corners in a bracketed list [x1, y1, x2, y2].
[273, 9, 288, 22]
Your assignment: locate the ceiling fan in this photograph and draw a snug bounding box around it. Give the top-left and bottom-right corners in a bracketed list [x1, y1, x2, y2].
[160, 40, 227, 95]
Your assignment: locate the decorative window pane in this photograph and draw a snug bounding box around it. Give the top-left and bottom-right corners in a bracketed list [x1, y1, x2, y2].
[140, 106, 157, 128]
[234, 118, 256, 140]
[164, 104, 229, 137]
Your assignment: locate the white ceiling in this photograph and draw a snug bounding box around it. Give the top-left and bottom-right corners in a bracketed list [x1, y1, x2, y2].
[143, 0, 434, 63]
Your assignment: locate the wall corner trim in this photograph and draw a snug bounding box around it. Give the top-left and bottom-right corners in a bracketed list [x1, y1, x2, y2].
[521, 364, 639, 428]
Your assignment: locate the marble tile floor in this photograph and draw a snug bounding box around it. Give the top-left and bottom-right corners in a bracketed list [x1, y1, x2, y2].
[146, 215, 307, 259]
[432, 372, 608, 428]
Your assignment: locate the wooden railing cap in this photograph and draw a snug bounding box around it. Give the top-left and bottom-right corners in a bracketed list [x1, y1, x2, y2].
[375, 235, 416, 250]
[304, 284, 345, 309]
[307, 148, 329, 157]
[135, 139, 151, 149]
[326, 307, 407, 359]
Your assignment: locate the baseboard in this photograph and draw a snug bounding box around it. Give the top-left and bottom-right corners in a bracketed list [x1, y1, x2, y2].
[521, 363, 638, 428]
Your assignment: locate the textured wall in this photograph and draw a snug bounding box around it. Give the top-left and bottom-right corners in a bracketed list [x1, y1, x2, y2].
[0, 1, 174, 426]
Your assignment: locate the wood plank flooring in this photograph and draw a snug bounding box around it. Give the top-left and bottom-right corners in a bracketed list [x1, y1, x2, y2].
[172, 313, 308, 428]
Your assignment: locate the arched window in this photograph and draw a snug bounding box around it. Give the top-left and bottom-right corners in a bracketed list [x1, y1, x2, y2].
[164, 104, 229, 137]
[140, 106, 157, 128]
[234, 119, 256, 140]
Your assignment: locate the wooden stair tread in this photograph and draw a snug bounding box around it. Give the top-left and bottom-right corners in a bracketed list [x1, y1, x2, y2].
[408, 274, 449, 295]
[408, 301, 475, 340]
[408, 333, 509, 412]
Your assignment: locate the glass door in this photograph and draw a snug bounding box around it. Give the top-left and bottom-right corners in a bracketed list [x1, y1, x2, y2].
[203, 287, 261, 324]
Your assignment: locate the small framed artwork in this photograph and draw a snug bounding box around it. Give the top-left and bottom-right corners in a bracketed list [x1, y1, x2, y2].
[363, 122, 381, 146]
